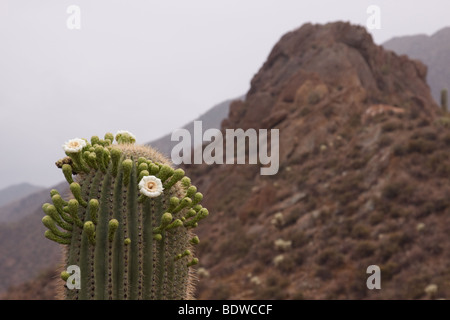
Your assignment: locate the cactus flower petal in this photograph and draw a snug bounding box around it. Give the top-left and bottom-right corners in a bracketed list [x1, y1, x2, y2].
[138, 175, 164, 198]
[62, 138, 87, 153]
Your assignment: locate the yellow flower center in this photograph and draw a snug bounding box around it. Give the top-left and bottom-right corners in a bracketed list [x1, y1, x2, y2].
[68, 141, 80, 148]
[146, 181, 157, 191]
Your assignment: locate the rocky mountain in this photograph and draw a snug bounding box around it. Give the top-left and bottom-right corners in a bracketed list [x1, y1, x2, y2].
[185, 21, 449, 299]
[2, 21, 450, 300]
[383, 27, 450, 104]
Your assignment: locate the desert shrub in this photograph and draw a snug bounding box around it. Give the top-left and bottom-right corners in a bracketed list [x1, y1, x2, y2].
[352, 241, 376, 259]
[255, 274, 289, 300]
[322, 105, 335, 118]
[393, 144, 407, 156]
[382, 121, 402, 133]
[382, 183, 401, 200]
[275, 251, 304, 274]
[369, 211, 384, 225]
[299, 106, 311, 117]
[404, 275, 429, 299]
[348, 113, 362, 128]
[270, 212, 285, 229]
[389, 231, 413, 248]
[443, 133, 450, 146]
[411, 129, 438, 141]
[321, 225, 338, 239]
[211, 283, 231, 300]
[378, 135, 393, 148]
[289, 229, 308, 248]
[380, 262, 400, 281]
[314, 266, 333, 281]
[308, 91, 321, 105]
[218, 226, 253, 259]
[351, 224, 371, 239]
[407, 138, 437, 154]
[274, 238, 292, 251]
[316, 248, 344, 268]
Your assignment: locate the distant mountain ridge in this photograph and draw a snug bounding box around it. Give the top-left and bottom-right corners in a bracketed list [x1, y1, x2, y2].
[0, 183, 44, 208]
[383, 26, 450, 104]
[147, 96, 243, 157]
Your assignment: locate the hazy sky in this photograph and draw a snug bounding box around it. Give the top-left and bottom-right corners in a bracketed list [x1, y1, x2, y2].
[0, 0, 449, 191]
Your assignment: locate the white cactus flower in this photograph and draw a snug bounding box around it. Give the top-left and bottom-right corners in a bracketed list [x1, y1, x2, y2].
[139, 175, 164, 198]
[62, 138, 87, 153]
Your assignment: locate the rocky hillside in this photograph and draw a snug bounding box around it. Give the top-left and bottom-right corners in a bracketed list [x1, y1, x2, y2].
[185, 21, 450, 299]
[2, 21, 450, 300]
[383, 26, 450, 104]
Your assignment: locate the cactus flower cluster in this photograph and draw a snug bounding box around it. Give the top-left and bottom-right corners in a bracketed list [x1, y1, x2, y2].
[42, 130, 208, 300]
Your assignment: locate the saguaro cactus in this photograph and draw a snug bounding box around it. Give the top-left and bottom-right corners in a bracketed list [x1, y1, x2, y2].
[42, 130, 208, 300]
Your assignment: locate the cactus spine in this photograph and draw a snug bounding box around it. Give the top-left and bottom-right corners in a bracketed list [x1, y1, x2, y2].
[42, 131, 208, 300]
[441, 89, 448, 113]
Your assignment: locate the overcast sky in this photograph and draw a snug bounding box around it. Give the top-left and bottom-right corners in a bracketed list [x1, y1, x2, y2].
[0, 0, 449, 191]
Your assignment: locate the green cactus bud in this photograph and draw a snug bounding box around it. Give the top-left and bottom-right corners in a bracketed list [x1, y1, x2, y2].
[110, 148, 122, 177]
[175, 249, 191, 260]
[187, 258, 198, 267]
[108, 219, 119, 241]
[42, 215, 72, 238]
[61, 271, 70, 282]
[192, 192, 203, 206]
[122, 159, 133, 186]
[186, 186, 197, 198]
[172, 197, 192, 214]
[138, 170, 150, 183]
[149, 163, 160, 175]
[104, 132, 114, 143]
[52, 194, 73, 224]
[190, 236, 200, 245]
[95, 145, 107, 173]
[163, 168, 185, 190]
[42, 131, 209, 300]
[67, 199, 83, 228]
[62, 164, 74, 184]
[137, 157, 147, 166]
[70, 182, 87, 207]
[43, 204, 73, 231]
[84, 221, 96, 245]
[158, 165, 174, 183]
[45, 230, 71, 244]
[91, 136, 100, 146]
[181, 177, 191, 189]
[115, 131, 136, 144]
[138, 162, 149, 172]
[89, 199, 99, 225]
